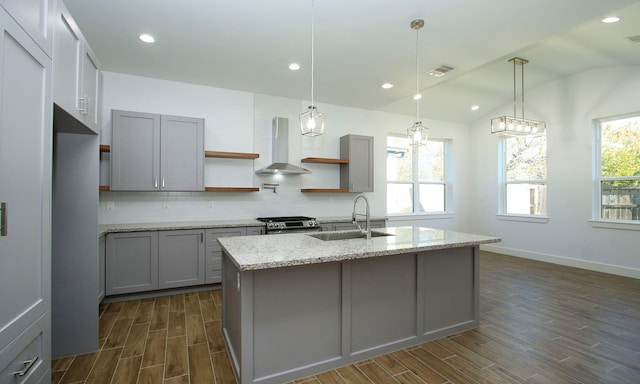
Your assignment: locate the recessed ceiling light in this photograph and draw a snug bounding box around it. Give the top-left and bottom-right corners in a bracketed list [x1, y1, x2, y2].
[139, 33, 155, 43]
[601, 16, 621, 23]
[471, 105, 480, 111]
[288, 63, 301, 71]
[381, 83, 394, 89]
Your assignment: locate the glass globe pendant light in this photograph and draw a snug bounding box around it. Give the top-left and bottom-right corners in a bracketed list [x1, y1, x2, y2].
[300, 0, 325, 136]
[407, 19, 428, 146]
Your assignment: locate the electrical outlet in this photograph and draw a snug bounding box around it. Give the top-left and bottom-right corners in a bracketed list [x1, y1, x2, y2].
[208, 201, 214, 208]
[106, 201, 115, 210]
[163, 201, 170, 209]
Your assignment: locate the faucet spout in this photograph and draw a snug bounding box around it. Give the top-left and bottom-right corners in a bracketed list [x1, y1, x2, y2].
[352, 193, 371, 240]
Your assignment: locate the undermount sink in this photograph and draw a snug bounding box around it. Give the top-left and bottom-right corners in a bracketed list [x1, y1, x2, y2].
[307, 230, 394, 241]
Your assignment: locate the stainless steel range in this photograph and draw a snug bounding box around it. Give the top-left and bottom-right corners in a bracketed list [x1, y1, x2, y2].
[257, 216, 321, 235]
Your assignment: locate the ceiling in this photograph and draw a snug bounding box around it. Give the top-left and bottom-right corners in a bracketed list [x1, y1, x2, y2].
[63, 0, 640, 124]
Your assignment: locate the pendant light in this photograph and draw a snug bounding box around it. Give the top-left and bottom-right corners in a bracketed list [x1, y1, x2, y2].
[300, 0, 325, 136]
[490, 57, 546, 136]
[407, 19, 428, 146]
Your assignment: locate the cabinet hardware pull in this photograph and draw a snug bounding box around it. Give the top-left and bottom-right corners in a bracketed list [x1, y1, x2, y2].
[78, 96, 89, 115]
[162, 178, 165, 189]
[13, 356, 38, 377]
[154, 178, 158, 189]
[0, 202, 7, 236]
[200, 233, 203, 242]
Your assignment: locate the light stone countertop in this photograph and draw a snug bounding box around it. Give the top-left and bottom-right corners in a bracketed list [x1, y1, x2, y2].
[219, 226, 501, 271]
[98, 216, 387, 236]
[98, 219, 264, 236]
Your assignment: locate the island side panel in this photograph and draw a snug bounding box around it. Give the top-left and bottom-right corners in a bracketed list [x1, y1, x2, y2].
[349, 253, 418, 357]
[252, 262, 343, 382]
[421, 246, 479, 337]
[222, 252, 246, 380]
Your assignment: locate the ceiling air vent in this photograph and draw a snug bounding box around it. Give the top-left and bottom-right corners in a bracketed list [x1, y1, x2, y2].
[626, 35, 640, 43]
[428, 65, 455, 77]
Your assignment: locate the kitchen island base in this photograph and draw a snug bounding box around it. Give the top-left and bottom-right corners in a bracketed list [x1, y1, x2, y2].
[222, 245, 479, 384]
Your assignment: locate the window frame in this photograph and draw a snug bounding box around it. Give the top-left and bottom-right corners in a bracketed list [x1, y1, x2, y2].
[592, 113, 640, 229]
[498, 135, 549, 221]
[386, 135, 451, 216]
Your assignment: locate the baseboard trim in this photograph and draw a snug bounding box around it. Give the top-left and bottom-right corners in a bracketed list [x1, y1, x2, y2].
[480, 244, 640, 279]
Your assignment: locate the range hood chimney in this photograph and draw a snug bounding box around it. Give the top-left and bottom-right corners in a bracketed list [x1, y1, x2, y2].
[255, 117, 311, 175]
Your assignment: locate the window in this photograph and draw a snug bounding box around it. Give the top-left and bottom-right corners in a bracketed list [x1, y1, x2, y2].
[500, 135, 547, 216]
[595, 114, 640, 222]
[387, 135, 448, 214]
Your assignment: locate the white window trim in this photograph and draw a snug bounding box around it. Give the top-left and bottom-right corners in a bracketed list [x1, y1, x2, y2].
[498, 136, 548, 218]
[593, 115, 640, 227]
[386, 135, 451, 215]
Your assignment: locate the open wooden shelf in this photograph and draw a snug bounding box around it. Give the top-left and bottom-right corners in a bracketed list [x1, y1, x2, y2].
[99, 185, 110, 191]
[100, 144, 110, 153]
[301, 188, 349, 193]
[204, 187, 259, 192]
[301, 157, 348, 164]
[205, 151, 259, 159]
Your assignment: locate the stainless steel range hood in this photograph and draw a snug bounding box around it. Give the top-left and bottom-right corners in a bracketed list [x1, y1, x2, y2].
[255, 117, 311, 175]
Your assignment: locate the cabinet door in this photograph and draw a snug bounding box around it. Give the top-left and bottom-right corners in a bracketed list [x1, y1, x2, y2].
[340, 135, 374, 192]
[0, 7, 52, 382]
[160, 115, 204, 191]
[333, 222, 356, 231]
[246, 226, 264, 236]
[0, 0, 53, 55]
[111, 110, 161, 191]
[106, 232, 159, 295]
[80, 45, 101, 133]
[53, 3, 82, 121]
[159, 230, 205, 289]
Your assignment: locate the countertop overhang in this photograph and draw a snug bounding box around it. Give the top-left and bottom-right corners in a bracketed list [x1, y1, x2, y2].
[219, 226, 501, 271]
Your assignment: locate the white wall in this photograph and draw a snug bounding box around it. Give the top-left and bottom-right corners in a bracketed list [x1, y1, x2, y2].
[470, 65, 640, 278]
[99, 72, 470, 230]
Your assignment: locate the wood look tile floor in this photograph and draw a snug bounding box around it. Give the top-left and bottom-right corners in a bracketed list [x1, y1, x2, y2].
[52, 252, 640, 384]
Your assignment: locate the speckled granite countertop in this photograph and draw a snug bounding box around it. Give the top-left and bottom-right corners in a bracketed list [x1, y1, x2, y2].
[98, 219, 264, 236]
[97, 216, 383, 236]
[219, 226, 500, 271]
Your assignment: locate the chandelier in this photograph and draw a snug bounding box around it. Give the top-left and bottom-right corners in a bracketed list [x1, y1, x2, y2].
[491, 57, 546, 136]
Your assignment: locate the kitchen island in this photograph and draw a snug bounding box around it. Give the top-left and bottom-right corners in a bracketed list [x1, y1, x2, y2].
[218, 226, 500, 384]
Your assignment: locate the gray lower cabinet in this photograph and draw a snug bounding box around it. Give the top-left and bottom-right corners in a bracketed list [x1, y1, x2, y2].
[106, 226, 255, 295]
[99, 235, 105, 302]
[106, 232, 159, 295]
[110, 110, 204, 191]
[158, 230, 205, 289]
[205, 228, 247, 284]
[340, 134, 374, 192]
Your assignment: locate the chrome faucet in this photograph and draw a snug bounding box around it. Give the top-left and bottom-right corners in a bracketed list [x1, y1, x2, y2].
[352, 193, 371, 240]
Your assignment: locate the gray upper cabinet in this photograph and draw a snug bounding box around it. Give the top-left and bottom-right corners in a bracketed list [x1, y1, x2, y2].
[53, 1, 102, 134]
[0, 5, 52, 382]
[110, 110, 204, 191]
[340, 134, 374, 192]
[159, 230, 205, 289]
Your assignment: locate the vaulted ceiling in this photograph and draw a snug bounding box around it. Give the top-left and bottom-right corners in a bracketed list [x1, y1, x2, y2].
[63, 0, 640, 124]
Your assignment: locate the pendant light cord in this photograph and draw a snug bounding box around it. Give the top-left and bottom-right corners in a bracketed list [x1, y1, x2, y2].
[415, 24, 420, 121]
[310, 0, 315, 107]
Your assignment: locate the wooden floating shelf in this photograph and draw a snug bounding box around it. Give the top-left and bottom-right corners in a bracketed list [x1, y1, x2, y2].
[204, 187, 260, 192]
[301, 188, 350, 193]
[301, 157, 348, 164]
[99, 145, 111, 153]
[99, 185, 110, 191]
[205, 151, 259, 159]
